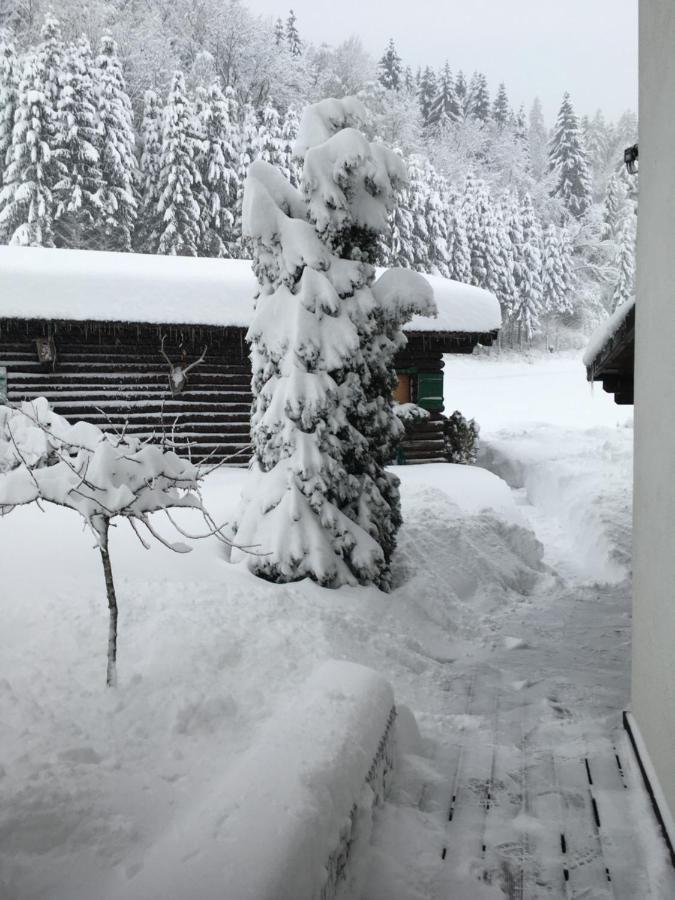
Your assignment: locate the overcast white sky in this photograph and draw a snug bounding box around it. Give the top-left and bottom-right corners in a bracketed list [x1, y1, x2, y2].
[250, 0, 637, 123]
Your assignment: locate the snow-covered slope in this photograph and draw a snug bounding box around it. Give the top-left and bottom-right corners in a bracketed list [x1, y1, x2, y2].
[0, 245, 500, 334]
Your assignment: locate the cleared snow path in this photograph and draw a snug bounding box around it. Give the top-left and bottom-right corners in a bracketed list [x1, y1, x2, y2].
[362, 355, 675, 900]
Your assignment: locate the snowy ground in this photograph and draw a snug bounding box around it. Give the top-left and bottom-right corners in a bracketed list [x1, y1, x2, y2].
[2, 352, 674, 899]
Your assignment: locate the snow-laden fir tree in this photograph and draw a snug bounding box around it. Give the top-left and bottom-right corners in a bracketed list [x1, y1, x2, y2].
[286, 10, 302, 57]
[417, 67, 437, 125]
[36, 11, 63, 110]
[422, 157, 451, 277]
[462, 172, 501, 292]
[602, 173, 630, 243]
[0, 53, 63, 245]
[197, 82, 239, 257]
[492, 82, 510, 129]
[384, 182, 416, 269]
[274, 17, 285, 46]
[513, 192, 543, 343]
[427, 63, 459, 128]
[96, 35, 137, 250]
[280, 104, 301, 187]
[153, 71, 201, 256]
[136, 89, 163, 252]
[528, 97, 548, 181]
[610, 217, 636, 313]
[295, 97, 435, 583]
[402, 153, 432, 271]
[258, 101, 285, 170]
[549, 92, 592, 219]
[467, 72, 490, 122]
[491, 197, 517, 319]
[448, 202, 472, 283]
[235, 102, 260, 255]
[0, 30, 18, 183]
[377, 39, 403, 91]
[53, 38, 103, 249]
[454, 70, 468, 116]
[541, 223, 575, 320]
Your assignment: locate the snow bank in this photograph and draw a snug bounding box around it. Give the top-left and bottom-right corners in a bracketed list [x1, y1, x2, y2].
[0, 246, 500, 335]
[583, 298, 635, 368]
[480, 424, 632, 583]
[101, 661, 395, 900]
[389, 462, 526, 528]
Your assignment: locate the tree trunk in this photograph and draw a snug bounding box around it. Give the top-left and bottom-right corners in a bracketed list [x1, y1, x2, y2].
[98, 520, 118, 687]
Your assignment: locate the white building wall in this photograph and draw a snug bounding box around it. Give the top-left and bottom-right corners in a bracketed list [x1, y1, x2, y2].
[633, 0, 675, 833]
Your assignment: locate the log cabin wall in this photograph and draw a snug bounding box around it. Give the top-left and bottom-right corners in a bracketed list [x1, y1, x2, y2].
[0, 319, 252, 464]
[0, 322, 495, 466]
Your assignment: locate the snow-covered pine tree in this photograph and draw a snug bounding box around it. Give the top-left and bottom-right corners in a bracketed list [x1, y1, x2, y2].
[541, 223, 575, 320]
[403, 153, 432, 271]
[274, 17, 285, 46]
[0, 30, 18, 184]
[492, 196, 517, 320]
[295, 97, 435, 584]
[601, 173, 630, 243]
[454, 70, 468, 117]
[280, 104, 301, 187]
[53, 37, 104, 249]
[234, 102, 260, 256]
[377, 38, 403, 91]
[384, 184, 416, 269]
[462, 172, 501, 291]
[258, 101, 285, 170]
[610, 217, 636, 312]
[403, 66, 415, 94]
[197, 81, 239, 257]
[492, 82, 510, 129]
[96, 34, 137, 251]
[422, 157, 451, 277]
[231, 159, 386, 587]
[36, 11, 64, 111]
[0, 53, 63, 245]
[549, 92, 592, 219]
[528, 97, 548, 180]
[286, 10, 302, 57]
[427, 62, 459, 128]
[417, 66, 437, 125]
[136, 89, 163, 252]
[448, 202, 472, 284]
[153, 70, 201, 256]
[513, 191, 543, 344]
[467, 71, 490, 122]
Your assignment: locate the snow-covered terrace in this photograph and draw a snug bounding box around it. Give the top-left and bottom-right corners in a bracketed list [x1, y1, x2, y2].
[0, 246, 501, 336]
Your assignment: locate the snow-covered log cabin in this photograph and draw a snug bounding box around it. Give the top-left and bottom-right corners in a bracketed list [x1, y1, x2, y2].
[0, 247, 500, 464]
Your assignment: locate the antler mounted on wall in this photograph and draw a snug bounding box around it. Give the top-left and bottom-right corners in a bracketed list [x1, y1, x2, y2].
[160, 335, 208, 395]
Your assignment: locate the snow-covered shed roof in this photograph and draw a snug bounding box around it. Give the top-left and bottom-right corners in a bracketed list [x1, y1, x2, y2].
[583, 298, 635, 369]
[0, 246, 501, 336]
[584, 298, 635, 406]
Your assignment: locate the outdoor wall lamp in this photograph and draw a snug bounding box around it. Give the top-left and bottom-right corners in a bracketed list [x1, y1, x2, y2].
[624, 143, 638, 175]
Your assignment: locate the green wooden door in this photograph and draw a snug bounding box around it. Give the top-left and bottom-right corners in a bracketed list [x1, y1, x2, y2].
[416, 372, 444, 412]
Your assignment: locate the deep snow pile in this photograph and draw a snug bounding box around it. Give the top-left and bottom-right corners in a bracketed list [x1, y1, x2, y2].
[0, 461, 542, 900]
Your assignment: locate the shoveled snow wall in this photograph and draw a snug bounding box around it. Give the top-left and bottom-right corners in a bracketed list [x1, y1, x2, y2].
[108, 661, 396, 900]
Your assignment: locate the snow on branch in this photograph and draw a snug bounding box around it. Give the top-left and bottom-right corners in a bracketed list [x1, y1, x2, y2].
[0, 398, 236, 686]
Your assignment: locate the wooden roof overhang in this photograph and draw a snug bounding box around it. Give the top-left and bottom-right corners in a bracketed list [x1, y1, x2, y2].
[585, 305, 635, 405]
[404, 328, 500, 354]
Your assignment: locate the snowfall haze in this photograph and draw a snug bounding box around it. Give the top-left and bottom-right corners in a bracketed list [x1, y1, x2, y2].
[249, 0, 638, 121]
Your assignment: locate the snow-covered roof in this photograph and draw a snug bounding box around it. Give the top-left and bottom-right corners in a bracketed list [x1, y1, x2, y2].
[583, 298, 635, 369]
[0, 246, 501, 335]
